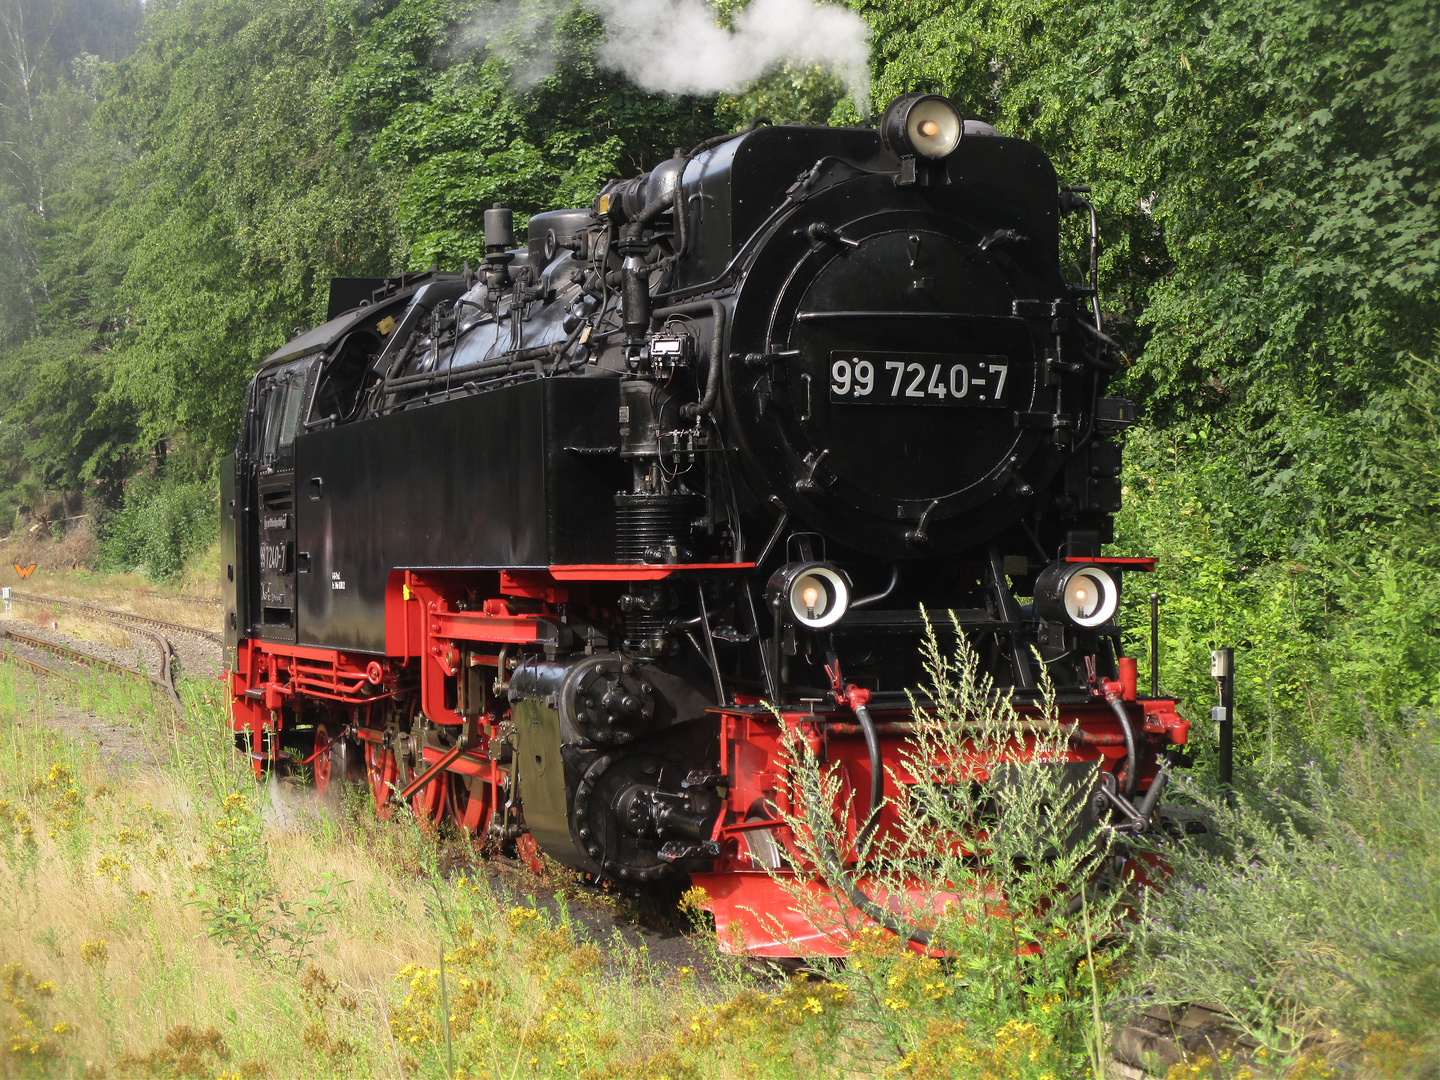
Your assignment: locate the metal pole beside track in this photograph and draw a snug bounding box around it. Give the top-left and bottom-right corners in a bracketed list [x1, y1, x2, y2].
[1211, 647, 1235, 786]
[1149, 592, 1160, 698]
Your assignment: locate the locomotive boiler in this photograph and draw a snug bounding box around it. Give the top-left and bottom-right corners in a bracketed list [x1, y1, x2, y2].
[221, 93, 1189, 953]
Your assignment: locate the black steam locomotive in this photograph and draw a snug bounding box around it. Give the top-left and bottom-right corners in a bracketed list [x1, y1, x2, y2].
[222, 94, 1188, 954]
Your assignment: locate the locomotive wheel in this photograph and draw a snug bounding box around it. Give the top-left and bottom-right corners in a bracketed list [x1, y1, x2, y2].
[408, 768, 448, 830]
[313, 724, 333, 796]
[450, 773, 495, 839]
[365, 742, 398, 820]
[516, 833, 544, 875]
[331, 734, 366, 787]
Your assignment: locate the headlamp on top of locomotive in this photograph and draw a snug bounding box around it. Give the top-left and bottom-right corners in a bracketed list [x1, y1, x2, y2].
[880, 93, 964, 161]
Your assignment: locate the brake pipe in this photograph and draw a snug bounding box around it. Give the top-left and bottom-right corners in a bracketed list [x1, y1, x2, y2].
[1101, 679, 1139, 798]
[842, 684, 884, 852]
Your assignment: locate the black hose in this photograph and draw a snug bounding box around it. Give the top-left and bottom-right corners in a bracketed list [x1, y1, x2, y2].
[1084, 198, 1100, 334]
[852, 700, 884, 852]
[795, 747, 932, 948]
[676, 188, 692, 260]
[652, 299, 726, 418]
[850, 565, 899, 610]
[1106, 695, 1138, 799]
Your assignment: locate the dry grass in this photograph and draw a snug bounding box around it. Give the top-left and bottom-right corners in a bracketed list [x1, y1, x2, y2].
[0, 667, 845, 1080]
[0, 702, 440, 1075]
[1, 536, 222, 636]
[2, 608, 135, 652]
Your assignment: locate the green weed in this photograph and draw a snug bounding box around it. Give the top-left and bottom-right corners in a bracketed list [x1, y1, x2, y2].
[186, 790, 345, 972]
[1135, 716, 1440, 1070]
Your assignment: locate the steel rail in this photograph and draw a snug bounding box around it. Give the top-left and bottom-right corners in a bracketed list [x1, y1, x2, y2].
[2, 628, 184, 716]
[0, 633, 184, 718]
[5, 628, 155, 682]
[4, 601, 188, 715]
[0, 645, 79, 683]
[8, 590, 222, 645]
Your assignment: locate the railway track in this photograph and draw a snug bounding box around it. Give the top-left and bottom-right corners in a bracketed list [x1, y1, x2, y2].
[1, 598, 190, 715]
[5, 628, 156, 682]
[7, 589, 223, 646]
[0, 643, 79, 684]
[146, 592, 221, 610]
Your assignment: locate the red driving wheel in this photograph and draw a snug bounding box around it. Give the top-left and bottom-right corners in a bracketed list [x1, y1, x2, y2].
[516, 833, 544, 875]
[365, 741, 398, 820]
[313, 724, 333, 796]
[450, 771, 496, 839]
[408, 762, 448, 830]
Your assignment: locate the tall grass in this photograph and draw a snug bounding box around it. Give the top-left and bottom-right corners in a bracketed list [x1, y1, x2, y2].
[2, 623, 1436, 1078]
[1133, 716, 1440, 1074]
[0, 666, 849, 1079]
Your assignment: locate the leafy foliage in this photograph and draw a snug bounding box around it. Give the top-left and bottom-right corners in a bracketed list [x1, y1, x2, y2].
[338, 0, 718, 267]
[92, 0, 406, 454]
[1117, 347, 1440, 747]
[98, 474, 217, 580]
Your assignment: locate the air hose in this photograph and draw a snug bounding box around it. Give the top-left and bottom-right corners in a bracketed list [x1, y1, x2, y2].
[793, 726, 934, 948]
[1103, 686, 1139, 799]
[851, 696, 884, 851]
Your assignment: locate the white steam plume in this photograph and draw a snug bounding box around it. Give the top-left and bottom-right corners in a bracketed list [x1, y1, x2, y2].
[589, 0, 871, 110]
[456, 0, 562, 89]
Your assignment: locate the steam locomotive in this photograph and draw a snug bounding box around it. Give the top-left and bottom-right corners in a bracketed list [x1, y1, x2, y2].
[221, 94, 1189, 954]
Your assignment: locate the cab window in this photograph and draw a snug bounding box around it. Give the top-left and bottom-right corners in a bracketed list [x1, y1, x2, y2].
[255, 357, 317, 464]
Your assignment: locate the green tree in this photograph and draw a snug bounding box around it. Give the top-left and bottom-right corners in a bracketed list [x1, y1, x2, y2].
[91, 0, 405, 456]
[338, 0, 718, 267]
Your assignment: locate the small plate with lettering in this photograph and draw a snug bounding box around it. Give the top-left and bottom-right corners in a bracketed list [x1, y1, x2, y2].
[828, 351, 1011, 407]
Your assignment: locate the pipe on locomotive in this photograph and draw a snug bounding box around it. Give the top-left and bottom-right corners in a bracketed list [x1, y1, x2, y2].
[619, 188, 676, 341]
[1105, 694, 1139, 799]
[794, 733, 934, 948]
[850, 693, 884, 851]
[649, 298, 726, 418]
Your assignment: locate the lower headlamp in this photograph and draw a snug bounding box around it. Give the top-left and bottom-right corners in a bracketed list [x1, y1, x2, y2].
[767, 562, 852, 629]
[1034, 563, 1119, 628]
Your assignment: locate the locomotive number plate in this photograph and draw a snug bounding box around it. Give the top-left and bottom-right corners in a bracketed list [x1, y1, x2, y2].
[828, 352, 1010, 407]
